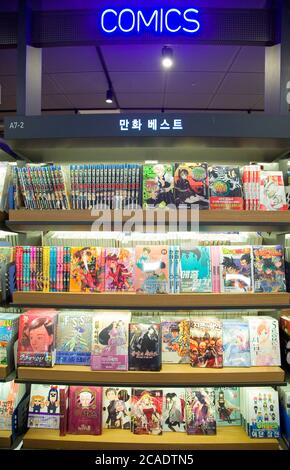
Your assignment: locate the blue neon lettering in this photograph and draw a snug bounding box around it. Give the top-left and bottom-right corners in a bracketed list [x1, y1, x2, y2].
[101, 9, 118, 33]
[160, 8, 163, 33]
[165, 9, 181, 33]
[183, 8, 200, 33]
[137, 11, 158, 33]
[118, 9, 136, 33]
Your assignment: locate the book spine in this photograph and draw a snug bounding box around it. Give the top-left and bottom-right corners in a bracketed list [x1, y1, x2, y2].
[59, 387, 68, 436]
[15, 246, 23, 291]
[42, 247, 49, 293]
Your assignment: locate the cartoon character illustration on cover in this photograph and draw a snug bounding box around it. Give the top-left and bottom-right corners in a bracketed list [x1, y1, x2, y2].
[21, 316, 55, 353]
[165, 392, 185, 432]
[174, 164, 209, 208]
[30, 395, 45, 413]
[262, 177, 286, 210]
[131, 325, 159, 357]
[217, 390, 236, 424]
[254, 321, 277, 366]
[104, 388, 130, 429]
[106, 252, 132, 291]
[254, 253, 285, 292]
[133, 391, 162, 435]
[71, 248, 103, 292]
[187, 390, 214, 434]
[98, 320, 127, 355]
[209, 167, 242, 196]
[224, 328, 250, 365]
[222, 256, 251, 292]
[76, 389, 96, 412]
[46, 386, 59, 414]
[62, 324, 90, 352]
[144, 164, 174, 207]
[136, 247, 168, 293]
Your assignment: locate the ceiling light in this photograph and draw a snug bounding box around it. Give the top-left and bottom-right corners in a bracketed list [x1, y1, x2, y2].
[106, 89, 113, 104]
[161, 46, 173, 69]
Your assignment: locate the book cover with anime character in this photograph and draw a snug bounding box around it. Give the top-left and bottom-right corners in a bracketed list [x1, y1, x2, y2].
[129, 321, 161, 371]
[220, 246, 253, 293]
[215, 387, 241, 426]
[28, 384, 66, 429]
[190, 318, 223, 368]
[185, 388, 216, 435]
[259, 171, 287, 211]
[91, 311, 131, 371]
[179, 246, 212, 293]
[161, 317, 190, 363]
[135, 245, 169, 294]
[0, 381, 26, 431]
[222, 319, 251, 367]
[143, 163, 174, 209]
[69, 247, 104, 292]
[131, 388, 163, 435]
[68, 386, 102, 435]
[247, 388, 280, 438]
[105, 248, 135, 292]
[163, 388, 186, 432]
[174, 162, 209, 209]
[102, 387, 131, 430]
[209, 166, 243, 210]
[248, 317, 281, 366]
[56, 311, 93, 365]
[253, 245, 286, 293]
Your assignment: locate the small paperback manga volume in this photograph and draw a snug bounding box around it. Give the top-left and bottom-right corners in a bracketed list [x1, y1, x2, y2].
[105, 248, 135, 292]
[102, 387, 131, 430]
[179, 246, 212, 293]
[259, 171, 287, 211]
[17, 310, 58, 367]
[174, 162, 209, 209]
[91, 311, 131, 371]
[185, 388, 216, 435]
[161, 317, 190, 363]
[220, 246, 253, 293]
[215, 387, 241, 426]
[247, 388, 280, 438]
[253, 245, 286, 293]
[68, 386, 102, 435]
[190, 318, 223, 368]
[56, 311, 93, 365]
[135, 245, 169, 294]
[129, 320, 161, 371]
[69, 247, 104, 292]
[248, 317, 281, 366]
[28, 384, 65, 429]
[163, 388, 186, 433]
[222, 320, 251, 367]
[131, 389, 163, 435]
[209, 166, 243, 210]
[0, 381, 26, 430]
[143, 163, 174, 208]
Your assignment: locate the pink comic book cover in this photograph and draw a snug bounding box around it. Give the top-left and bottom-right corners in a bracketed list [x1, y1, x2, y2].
[69, 247, 104, 292]
[105, 248, 135, 292]
[135, 245, 169, 294]
[68, 386, 102, 435]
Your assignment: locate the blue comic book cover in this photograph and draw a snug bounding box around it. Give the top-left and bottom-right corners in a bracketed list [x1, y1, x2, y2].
[215, 387, 241, 426]
[179, 247, 212, 293]
[56, 311, 93, 365]
[222, 320, 251, 367]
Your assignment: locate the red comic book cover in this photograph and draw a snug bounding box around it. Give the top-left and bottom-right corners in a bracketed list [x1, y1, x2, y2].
[105, 248, 135, 292]
[131, 389, 163, 435]
[68, 386, 102, 435]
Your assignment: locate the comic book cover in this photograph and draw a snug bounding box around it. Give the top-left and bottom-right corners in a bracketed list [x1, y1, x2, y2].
[259, 171, 287, 211]
[248, 317, 281, 366]
[220, 246, 253, 293]
[104, 248, 135, 292]
[174, 162, 209, 209]
[17, 310, 58, 367]
[253, 245, 286, 293]
[209, 166, 243, 210]
[190, 318, 223, 368]
[163, 388, 186, 432]
[215, 387, 241, 426]
[179, 246, 212, 293]
[0, 314, 19, 366]
[161, 317, 190, 363]
[68, 386, 102, 435]
[143, 164, 174, 209]
[56, 311, 93, 365]
[102, 387, 131, 430]
[0, 381, 26, 430]
[28, 384, 65, 429]
[131, 388, 163, 435]
[129, 321, 161, 371]
[135, 245, 169, 294]
[247, 388, 280, 438]
[69, 247, 104, 293]
[222, 319, 251, 367]
[91, 311, 131, 371]
[185, 388, 216, 435]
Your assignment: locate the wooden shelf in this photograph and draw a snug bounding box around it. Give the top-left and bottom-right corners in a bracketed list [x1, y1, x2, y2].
[0, 431, 12, 449]
[16, 364, 285, 387]
[0, 365, 15, 382]
[22, 427, 280, 450]
[12, 291, 290, 309]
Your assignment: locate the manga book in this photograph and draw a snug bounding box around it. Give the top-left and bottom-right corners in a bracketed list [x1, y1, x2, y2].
[245, 388, 280, 438]
[209, 166, 243, 210]
[69, 247, 104, 292]
[105, 248, 135, 292]
[68, 386, 102, 435]
[220, 246, 253, 293]
[259, 171, 287, 211]
[28, 384, 65, 429]
[56, 311, 93, 365]
[0, 381, 26, 430]
[161, 317, 190, 363]
[215, 387, 241, 426]
[102, 387, 131, 430]
[163, 388, 186, 432]
[135, 245, 169, 294]
[129, 321, 161, 371]
[91, 311, 131, 371]
[222, 319, 251, 367]
[253, 245, 286, 293]
[179, 246, 212, 293]
[190, 317, 223, 368]
[185, 388, 216, 435]
[131, 388, 163, 435]
[143, 164, 174, 208]
[248, 317, 281, 366]
[174, 162, 209, 209]
[0, 314, 19, 367]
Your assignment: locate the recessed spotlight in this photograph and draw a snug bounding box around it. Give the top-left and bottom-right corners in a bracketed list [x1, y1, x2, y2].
[161, 46, 173, 69]
[106, 89, 113, 104]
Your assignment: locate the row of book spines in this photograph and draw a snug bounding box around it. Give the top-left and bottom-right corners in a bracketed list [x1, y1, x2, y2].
[243, 165, 261, 210]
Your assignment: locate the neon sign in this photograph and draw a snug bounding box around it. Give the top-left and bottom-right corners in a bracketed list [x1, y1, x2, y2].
[100, 8, 200, 35]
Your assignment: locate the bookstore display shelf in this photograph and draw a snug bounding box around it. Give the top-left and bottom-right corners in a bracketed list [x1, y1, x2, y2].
[16, 364, 286, 387]
[0, 431, 12, 449]
[22, 427, 280, 450]
[12, 292, 290, 309]
[0, 365, 11, 381]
